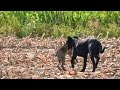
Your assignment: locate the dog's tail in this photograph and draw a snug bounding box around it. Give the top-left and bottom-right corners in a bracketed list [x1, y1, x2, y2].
[99, 44, 106, 54]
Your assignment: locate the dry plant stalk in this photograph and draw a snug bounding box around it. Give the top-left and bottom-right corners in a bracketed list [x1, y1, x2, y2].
[105, 31, 109, 39]
[40, 33, 45, 40]
[96, 33, 102, 39]
[57, 34, 64, 44]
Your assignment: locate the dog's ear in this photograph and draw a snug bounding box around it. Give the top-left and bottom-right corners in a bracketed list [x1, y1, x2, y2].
[67, 36, 73, 41]
[73, 36, 78, 39]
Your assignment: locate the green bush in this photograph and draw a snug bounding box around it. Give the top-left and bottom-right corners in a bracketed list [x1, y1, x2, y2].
[0, 11, 120, 38]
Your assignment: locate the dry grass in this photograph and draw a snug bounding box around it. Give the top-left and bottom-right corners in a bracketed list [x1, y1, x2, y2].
[0, 35, 120, 79]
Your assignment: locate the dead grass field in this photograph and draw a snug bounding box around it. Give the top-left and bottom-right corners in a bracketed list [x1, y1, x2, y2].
[0, 36, 120, 79]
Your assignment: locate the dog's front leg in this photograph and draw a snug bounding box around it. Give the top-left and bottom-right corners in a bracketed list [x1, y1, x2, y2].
[71, 56, 77, 68]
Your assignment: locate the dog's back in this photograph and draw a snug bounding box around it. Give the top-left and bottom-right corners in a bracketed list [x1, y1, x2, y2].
[67, 37, 105, 57]
[56, 43, 68, 58]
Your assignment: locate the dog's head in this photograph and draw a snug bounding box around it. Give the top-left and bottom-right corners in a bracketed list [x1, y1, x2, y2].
[66, 36, 78, 49]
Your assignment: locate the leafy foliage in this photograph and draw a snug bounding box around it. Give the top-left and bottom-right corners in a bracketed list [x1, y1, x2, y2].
[0, 11, 120, 38]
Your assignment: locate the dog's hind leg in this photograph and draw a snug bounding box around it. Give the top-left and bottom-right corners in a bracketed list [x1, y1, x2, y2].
[90, 56, 96, 72]
[57, 58, 62, 71]
[95, 56, 100, 69]
[81, 56, 87, 72]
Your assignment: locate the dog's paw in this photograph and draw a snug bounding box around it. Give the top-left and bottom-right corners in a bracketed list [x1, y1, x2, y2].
[92, 70, 95, 72]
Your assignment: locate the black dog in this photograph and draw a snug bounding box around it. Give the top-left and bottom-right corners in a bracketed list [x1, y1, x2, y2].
[66, 36, 105, 72]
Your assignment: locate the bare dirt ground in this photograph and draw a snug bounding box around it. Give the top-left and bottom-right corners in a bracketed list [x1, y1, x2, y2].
[0, 36, 120, 79]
